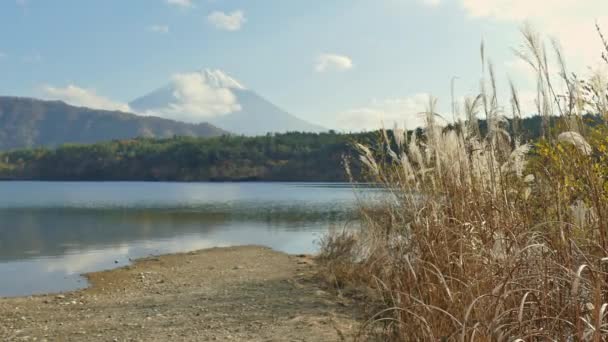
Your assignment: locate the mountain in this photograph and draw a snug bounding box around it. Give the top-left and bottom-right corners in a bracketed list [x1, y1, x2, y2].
[129, 69, 326, 136]
[0, 96, 228, 150]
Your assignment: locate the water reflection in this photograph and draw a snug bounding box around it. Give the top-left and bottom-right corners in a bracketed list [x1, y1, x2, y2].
[0, 224, 336, 297]
[0, 182, 359, 297]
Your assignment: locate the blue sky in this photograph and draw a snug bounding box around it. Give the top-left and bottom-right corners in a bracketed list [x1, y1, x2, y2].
[0, 0, 606, 130]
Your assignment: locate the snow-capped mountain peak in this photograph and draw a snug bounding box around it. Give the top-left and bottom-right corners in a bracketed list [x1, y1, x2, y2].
[198, 69, 245, 90]
[130, 68, 326, 136]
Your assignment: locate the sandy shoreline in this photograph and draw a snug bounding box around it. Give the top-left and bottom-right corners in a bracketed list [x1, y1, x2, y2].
[0, 246, 362, 341]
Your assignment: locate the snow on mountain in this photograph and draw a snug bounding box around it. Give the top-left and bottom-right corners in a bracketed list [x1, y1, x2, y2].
[130, 69, 325, 136]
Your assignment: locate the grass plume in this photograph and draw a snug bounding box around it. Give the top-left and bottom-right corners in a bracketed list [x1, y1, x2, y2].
[320, 25, 608, 341]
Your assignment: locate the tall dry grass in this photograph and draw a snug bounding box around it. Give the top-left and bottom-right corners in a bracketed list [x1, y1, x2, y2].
[319, 25, 608, 341]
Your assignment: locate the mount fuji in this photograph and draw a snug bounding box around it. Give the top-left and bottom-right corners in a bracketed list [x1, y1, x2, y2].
[130, 69, 326, 136]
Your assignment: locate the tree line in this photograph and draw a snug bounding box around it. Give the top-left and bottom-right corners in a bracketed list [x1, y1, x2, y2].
[0, 131, 377, 181]
[0, 115, 554, 182]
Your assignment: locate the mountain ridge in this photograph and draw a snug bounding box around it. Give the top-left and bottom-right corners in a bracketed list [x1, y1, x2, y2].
[0, 96, 228, 150]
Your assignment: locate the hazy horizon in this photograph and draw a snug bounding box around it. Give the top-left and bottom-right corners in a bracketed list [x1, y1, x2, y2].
[0, 0, 606, 131]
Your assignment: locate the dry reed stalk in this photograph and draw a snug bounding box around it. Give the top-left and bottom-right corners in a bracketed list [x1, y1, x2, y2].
[319, 25, 608, 341]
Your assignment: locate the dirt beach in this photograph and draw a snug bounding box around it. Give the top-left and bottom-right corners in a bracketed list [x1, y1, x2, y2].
[0, 246, 363, 341]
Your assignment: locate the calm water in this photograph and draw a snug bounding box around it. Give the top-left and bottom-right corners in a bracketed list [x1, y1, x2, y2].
[0, 182, 362, 297]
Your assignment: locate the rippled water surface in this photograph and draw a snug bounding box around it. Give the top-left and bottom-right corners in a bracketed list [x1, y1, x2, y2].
[0, 182, 364, 297]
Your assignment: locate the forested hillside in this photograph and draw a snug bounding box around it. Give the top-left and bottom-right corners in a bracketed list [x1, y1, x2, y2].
[0, 115, 565, 182]
[0, 97, 227, 150]
[0, 132, 373, 181]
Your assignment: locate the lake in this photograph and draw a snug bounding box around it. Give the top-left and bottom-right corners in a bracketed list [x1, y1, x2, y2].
[0, 182, 362, 297]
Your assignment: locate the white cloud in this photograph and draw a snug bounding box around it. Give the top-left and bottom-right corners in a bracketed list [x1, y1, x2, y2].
[166, 0, 192, 8]
[460, 0, 572, 21]
[315, 53, 354, 72]
[421, 0, 441, 7]
[459, 0, 608, 68]
[336, 93, 431, 131]
[504, 58, 531, 74]
[149, 71, 242, 123]
[148, 24, 169, 34]
[207, 10, 246, 31]
[43, 84, 131, 112]
[504, 57, 540, 82]
[457, 0, 608, 118]
[418, 1, 608, 67]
